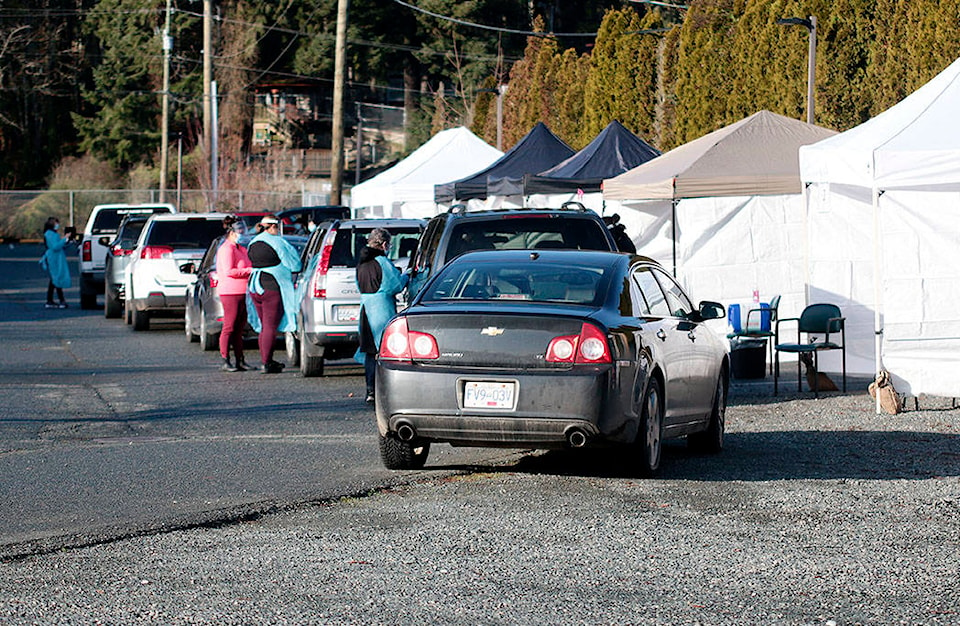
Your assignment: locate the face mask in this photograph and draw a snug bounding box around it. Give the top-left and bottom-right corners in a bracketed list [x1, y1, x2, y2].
[308, 223, 317, 233]
[54, 223, 60, 231]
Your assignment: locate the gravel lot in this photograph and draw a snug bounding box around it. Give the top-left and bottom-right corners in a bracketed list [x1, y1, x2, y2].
[2, 378, 959, 625]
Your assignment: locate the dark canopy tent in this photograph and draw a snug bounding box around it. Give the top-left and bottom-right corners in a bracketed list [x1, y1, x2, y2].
[493, 120, 660, 196]
[434, 122, 574, 203]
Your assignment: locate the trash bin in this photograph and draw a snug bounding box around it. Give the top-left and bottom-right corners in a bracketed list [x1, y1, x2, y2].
[730, 337, 767, 379]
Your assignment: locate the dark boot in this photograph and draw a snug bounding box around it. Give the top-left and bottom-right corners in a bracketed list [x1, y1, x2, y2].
[235, 355, 249, 371]
[220, 356, 239, 372]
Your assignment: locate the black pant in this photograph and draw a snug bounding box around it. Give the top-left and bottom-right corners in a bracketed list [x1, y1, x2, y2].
[47, 281, 64, 304]
[364, 353, 377, 395]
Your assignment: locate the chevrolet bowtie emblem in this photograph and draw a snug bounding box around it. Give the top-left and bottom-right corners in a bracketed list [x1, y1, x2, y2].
[480, 326, 505, 336]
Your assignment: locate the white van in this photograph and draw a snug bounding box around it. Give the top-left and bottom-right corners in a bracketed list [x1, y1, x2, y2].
[78, 203, 175, 309]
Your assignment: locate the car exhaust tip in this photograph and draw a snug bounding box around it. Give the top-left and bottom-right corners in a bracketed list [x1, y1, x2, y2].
[396, 422, 416, 442]
[565, 427, 588, 448]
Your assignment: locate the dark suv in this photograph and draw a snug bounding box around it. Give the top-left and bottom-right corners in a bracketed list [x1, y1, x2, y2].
[407, 203, 619, 299]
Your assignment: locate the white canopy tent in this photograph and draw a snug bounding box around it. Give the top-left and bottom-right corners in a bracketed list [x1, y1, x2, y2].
[603, 111, 836, 348]
[799, 56, 960, 397]
[350, 127, 502, 219]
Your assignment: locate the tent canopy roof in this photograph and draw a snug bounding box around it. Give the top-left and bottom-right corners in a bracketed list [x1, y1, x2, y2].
[799, 56, 960, 190]
[350, 127, 501, 208]
[434, 122, 573, 203]
[519, 120, 660, 195]
[603, 110, 837, 201]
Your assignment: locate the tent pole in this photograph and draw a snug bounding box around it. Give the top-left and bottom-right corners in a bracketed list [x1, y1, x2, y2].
[671, 198, 678, 276]
[873, 185, 883, 414]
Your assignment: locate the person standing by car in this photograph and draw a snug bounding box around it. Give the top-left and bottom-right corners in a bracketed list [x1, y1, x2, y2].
[40, 216, 73, 309]
[216, 221, 252, 372]
[355, 228, 408, 402]
[247, 216, 301, 373]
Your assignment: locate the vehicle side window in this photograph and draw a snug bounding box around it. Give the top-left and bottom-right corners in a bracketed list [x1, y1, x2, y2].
[414, 218, 443, 272]
[630, 267, 672, 318]
[652, 268, 694, 318]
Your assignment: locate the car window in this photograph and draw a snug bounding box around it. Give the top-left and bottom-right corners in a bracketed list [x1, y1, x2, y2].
[630, 267, 672, 317]
[146, 219, 225, 249]
[414, 217, 444, 272]
[91, 207, 172, 234]
[329, 226, 423, 268]
[116, 219, 148, 248]
[446, 216, 611, 260]
[652, 267, 694, 318]
[423, 262, 606, 305]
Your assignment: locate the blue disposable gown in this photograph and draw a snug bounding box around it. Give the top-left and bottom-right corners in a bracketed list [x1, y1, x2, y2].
[41, 230, 71, 289]
[246, 233, 302, 333]
[355, 256, 408, 364]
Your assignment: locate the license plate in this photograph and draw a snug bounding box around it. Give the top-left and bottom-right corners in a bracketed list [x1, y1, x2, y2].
[334, 305, 360, 322]
[463, 381, 516, 410]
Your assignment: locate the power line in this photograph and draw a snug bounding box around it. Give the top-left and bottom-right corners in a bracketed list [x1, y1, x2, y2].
[389, 0, 598, 38]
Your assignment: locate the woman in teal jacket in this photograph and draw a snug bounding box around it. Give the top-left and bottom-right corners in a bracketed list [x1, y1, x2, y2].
[40, 216, 72, 309]
[355, 228, 408, 402]
[246, 216, 302, 373]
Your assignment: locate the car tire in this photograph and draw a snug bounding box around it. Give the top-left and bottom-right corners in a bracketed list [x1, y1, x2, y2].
[299, 334, 324, 377]
[104, 291, 122, 319]
[80, 291, 97, 310]
[132, 308, 150, 331]
[285, 331, 300, 368]
[688, 373, 726, 454]
[185, 306, 199, 343]
[378, 432, 430, 470]
[637, 377, 663, 477]
[199, 309, 217, 351]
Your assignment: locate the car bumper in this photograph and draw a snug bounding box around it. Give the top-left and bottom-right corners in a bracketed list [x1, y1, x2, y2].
[375, 363, 628, 448]
[130, 293, 186, 313]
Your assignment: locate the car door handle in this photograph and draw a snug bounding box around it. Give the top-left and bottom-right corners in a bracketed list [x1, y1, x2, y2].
[656, 329, 667, 342]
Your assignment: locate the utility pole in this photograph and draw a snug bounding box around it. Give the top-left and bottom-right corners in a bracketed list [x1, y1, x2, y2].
[159, 0, 172, 203]
[330, 0, 349, 205]
[203, 0, 213, 193]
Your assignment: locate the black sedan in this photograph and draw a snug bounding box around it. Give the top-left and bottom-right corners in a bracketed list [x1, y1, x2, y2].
[375, 249, 730, 474]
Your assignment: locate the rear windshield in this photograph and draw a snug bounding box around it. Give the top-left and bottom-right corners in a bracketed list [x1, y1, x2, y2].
[146, 219, 225, 249]
[423, 262, 608, 306]
[116, 219, 148, 249]
[328, 226, 422, 268]
[446, 216, 612, 259]
[90, 207, 172, 234]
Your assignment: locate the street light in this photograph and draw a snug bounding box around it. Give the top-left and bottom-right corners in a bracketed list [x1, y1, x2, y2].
[777, 15, 817, 125]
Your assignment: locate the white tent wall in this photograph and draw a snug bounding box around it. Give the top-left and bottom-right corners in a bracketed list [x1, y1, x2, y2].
[804, 183, 878, 377]
[879, 189, 960, 397]
[675, 194, 807, 322]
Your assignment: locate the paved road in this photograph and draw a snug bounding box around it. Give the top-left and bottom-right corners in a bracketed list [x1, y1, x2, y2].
[0, 243, 513, 559]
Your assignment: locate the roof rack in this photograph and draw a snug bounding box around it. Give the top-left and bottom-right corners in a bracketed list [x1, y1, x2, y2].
[560, 201, 588, 212]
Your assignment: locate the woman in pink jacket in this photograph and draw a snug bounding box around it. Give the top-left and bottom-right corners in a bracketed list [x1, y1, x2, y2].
[216, 221, 252, 371]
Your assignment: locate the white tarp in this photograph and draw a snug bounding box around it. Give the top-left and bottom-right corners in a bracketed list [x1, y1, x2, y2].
[350, 127, 502, 219]
[800, 56, 960, 397]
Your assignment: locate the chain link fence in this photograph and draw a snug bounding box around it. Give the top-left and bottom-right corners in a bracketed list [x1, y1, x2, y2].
[0, 189, 305, 240]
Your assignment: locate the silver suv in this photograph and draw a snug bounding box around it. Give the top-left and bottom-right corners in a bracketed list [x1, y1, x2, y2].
[78, 203, 175, 309]
[288, 218, 425, 376]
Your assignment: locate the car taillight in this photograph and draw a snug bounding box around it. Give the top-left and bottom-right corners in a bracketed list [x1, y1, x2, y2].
[380, 318, 439, 362]
[82, 240, 92, 262]
[545, 323, 611, 364]
[311, 240, 334, 298]
[140, 245, 174, 259]
[109, 245, 124, 257]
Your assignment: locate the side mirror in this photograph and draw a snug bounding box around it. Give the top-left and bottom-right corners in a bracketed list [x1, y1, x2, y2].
[698, 300, 725, 321]
[179, 262, 197, 275]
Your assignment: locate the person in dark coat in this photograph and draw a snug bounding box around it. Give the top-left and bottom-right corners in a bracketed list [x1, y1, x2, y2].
[356, 228, 408, 403]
